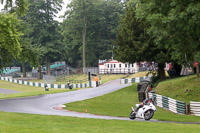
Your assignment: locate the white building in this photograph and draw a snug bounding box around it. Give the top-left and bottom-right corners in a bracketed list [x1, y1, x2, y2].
[98, 59, 139, 74]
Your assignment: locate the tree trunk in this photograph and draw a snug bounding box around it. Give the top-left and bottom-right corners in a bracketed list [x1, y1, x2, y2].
[46, 56, 51, 75]
[82, 16, 87, 73]
[38, 65, 42, 79]
[48, 61, 50, 75]
[196, 64, 199, 78]
[174, 63, 182, 77]
[22, 63, 26, 77]
[158, 64, 166, 79]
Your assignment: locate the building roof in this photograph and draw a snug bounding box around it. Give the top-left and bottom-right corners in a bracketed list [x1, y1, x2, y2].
[99, 59, 121, 65]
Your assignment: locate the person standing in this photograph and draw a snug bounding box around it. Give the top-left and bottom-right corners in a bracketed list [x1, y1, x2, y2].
[94, 76, 99, 87]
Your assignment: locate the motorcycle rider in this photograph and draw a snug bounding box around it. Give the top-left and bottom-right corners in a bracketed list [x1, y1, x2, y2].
[134, 97, 155, 114]
[67, 82, 72, 89]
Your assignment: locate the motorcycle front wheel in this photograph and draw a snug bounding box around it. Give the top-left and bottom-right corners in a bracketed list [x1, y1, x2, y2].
[144, 109, 154, 120]
[129, 111, 136, 119]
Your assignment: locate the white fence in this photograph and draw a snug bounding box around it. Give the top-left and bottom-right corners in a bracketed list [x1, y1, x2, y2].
[99, 68, 138, 74]
[149, 93, 187, 114]
[0, 76, 97, 89]
[120, 77, 146, 84]
[149, 92, 200, 116]
[190, 101, 200, 116]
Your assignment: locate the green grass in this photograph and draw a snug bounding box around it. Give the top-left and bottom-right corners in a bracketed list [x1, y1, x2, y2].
[126, 71, 169, 79]
[0, 80, 76, 99]
[0, 111, 200, 133]
[30, 74, 88, 84]
[99, 74, 127, 84]
[65, 84, 200, 122]
[127, 72, 148, 78]
[30, 74, 127, 85]
[156, 75, 200, 102]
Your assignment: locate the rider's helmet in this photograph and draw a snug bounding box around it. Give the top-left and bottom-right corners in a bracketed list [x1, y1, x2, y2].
[150, 96, 155, 102]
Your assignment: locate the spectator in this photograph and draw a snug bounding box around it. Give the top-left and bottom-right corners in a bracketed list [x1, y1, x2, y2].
[94, 76, 99, 87]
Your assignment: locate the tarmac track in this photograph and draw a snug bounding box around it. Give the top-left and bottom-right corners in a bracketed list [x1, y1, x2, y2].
[0, 79, 199, 125]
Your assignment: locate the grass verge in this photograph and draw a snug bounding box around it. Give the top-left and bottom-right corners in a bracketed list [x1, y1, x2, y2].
[0, 111, 200, 133]
[99, 74, 127, 85]
[0, 80, 75, 99]
[65, 84, 200, 122]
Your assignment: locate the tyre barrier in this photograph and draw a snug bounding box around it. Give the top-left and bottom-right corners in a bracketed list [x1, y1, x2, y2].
[0, 76, 96, 89]
[120, 77, 145, 84]
[149, 93, 187, 115]
[190, 101, 200, 116]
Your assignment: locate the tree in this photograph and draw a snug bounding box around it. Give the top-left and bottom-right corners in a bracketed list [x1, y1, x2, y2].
[114, 2, 169, 79]
[62, 0, 97, 69]
[1, 0, 27, 14]
[18, 20, 47, 77]
[23, 0, 63, 76]
[135, 0, 200, 77]
[61, 0, 124, 68]
[0, 13, 22, 71]
[0, 0, 27, 72]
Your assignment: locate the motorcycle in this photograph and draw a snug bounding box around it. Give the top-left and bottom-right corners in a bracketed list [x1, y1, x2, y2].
[67, 82, 72, 89]
[129, 97, 156, 120]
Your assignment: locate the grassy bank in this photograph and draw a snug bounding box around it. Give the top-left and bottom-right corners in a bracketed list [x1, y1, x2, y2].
[0, 111, 200, 133]
[30, 74, 126, 85]
[65, 84, 200, 122]
[99, 74, 127, 84]
[127, 71, 148, 78]
[156, 75, 200, 102]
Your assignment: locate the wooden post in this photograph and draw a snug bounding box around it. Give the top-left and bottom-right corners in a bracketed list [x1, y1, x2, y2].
[185, 102, 189, 115]
[22, 63, 26, 77]
[196, 63, 199, 78]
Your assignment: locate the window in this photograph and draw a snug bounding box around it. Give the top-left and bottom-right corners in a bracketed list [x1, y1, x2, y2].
[108, 64, 109, 68]
[125, 64, 127, 67]
[132, 64, 134, 67]
[119, 64, 121, 68]
[114, 64, 116, 68]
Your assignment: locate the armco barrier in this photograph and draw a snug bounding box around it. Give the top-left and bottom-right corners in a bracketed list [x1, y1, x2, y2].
[149, 93, 187, 114]
[0, 76, 96, 89]
[190, 101, 200, 116]
[120, 77, 145, 84]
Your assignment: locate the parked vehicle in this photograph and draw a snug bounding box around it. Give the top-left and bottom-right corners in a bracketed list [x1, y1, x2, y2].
[129, 97, 156, 120]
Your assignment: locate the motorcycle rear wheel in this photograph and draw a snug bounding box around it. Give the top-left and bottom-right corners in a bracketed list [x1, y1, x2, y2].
[129, 111, 136, 119]
[144, 109, 154, 120]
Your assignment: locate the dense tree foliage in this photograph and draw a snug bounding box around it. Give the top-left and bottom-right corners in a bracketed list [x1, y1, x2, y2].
[1, 0, 63, 77]
[18, 20, 46, 77]
[0, 13, 22, 70]
[61, 0, 124, 67]
[115, 2, 168, 79]
[1, 0, 27, 14]
[0, 0, 27, 71]
[22, 0, 63, 76]
[115, 0, 200, 79]
[136, 0, 200, 77]
[136, 0, 200, 65]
